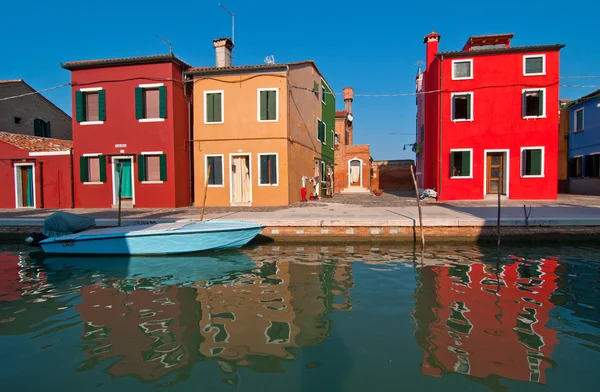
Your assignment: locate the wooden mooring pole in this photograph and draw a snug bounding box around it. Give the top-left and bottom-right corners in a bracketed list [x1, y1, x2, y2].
[200, 164, 212, 222]
[410, 165, 425, 250]
[117, 162, 124, 227]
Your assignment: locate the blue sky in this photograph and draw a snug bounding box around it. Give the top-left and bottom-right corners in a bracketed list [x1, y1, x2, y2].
[2, 0, 599, 160]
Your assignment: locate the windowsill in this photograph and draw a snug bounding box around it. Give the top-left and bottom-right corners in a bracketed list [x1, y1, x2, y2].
[524, 72, 546, 76]
[139, 118, 165, 123]
[450, 176, 473, 179]
[452, 118, 473, 122]
[574, 129, 584, 133]
[83, 182, 103, 185]
[204, 120, 224, 125]
[207, 184, 224, 188]
[258, 183, 279, 187]
[523, 115, 546, 119]
[258, 119, 278, 123]
[522, 175, 545, 178]
[80, 121, 104, 126]
[141, 181, 164, 184]
[452, 76, 473, 81]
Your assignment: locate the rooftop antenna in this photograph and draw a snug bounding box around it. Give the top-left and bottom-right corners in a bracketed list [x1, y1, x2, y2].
[219, 3, 235, 45]
[264, 55, 275, 64]
[157, 35, 172, 54]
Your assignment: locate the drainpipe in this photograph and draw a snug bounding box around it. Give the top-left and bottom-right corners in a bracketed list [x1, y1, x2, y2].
[184, 71, 194, 206]
[70, 147, 75, 208]
[438, 55, 444, 198]
[39, 161, 44, 208]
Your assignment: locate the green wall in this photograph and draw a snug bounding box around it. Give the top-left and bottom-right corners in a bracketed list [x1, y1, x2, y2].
[321, 80, 335, 178]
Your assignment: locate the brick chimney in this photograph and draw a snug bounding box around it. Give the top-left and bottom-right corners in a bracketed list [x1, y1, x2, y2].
[423, 31, 441, 70]
[213, 38, 234, 67]
[343, 87, 354, 114]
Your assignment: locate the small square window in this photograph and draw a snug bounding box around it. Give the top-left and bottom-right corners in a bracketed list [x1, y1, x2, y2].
[575, 108, 584, 132]
[524, 55, 545, 75]
[259, 154, 278, 185]
[452, 93, 473, 121]
[569, 156, 583, 178]
[522, 148, 544, 177]
[317, 120, 325, 142]
[258, 89, 277, 121]
[205, 91, 223, 123]
[523, 89, 545, 118]
[14, 117, 22, 124]
[450, 150, 472, 178]
[452, 60, 473, 80]
[584, 154, 600, 177]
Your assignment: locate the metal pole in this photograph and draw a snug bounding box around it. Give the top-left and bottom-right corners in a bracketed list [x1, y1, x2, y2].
[219, 3, 235, 44]
[411, 164, 425, 250]
[118, 162, 124, 227]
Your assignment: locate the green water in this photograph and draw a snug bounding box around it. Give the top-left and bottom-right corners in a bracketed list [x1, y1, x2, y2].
[0, 243, 599, 391]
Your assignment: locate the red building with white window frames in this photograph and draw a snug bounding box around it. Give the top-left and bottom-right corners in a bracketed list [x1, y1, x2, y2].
[416, 32, 565, 200]
[61, 54, 192, 208]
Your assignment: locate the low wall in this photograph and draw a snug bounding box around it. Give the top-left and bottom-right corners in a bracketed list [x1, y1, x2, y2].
[371, 160, 414, 191]
[569, 178, 600, 196]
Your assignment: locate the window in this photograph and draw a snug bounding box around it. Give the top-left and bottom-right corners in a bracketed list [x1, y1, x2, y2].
[137, 153, 167, 182]
[317, 119, 325, 142]
[14, 117, 21, 124]
[584, 154, 600, 177]
[331, 129, 334, 149]
[33, 119, 51, 138]
[204, 91, 223, 123]
[258, 89, 278, 121]
[524, 55, 545, 76]
[321, 161, 326, 182]
[321, 83, 326, 104]
[136, 84, 167, 121]
[569, 156, 583, 178]
[452, 93, 473, 121]
[450, 150, 472, 178]
[79, 155, 106, 183]
[522, 147, 544, 177]
[452, 59, 473, 80]
[75, 88, 106, 124]
[259, 154, 278, 186]
[575, 108, 584, 132]
[522, 89, 545, 118]
[206, 155, 224, 186]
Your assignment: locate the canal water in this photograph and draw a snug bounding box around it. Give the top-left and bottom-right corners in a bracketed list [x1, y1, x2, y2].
[0, 243, 598, 391]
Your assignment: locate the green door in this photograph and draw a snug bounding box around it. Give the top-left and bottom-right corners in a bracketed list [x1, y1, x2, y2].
[115, 159, 133, 199]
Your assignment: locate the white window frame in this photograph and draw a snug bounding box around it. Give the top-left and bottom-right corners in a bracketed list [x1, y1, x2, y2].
[322, 121, 327, 145]
[520, 146, 545, 178]
[321, 82, 326, 104]
[522, 88, 546, 119]
[574, 108, 584, 132]
[13, 163, 36, 208]
[331, 129, 335, 150]
[138, 83, 165, 123]
[140, 151, 164, 184]
[449, 148, 474, 179]
[451, 59, 473, 80]
[258, 152, 279, 186]
[451, 92, 474, 122]
[82, 153, 103, 185]
[204, 90, 224, 125]
[205, 154, 225, 188]
[523, 54, 546, 76]
[79, 87, 105, 125]
[317, 117, 323, 143]
[257, 88, 279, 123]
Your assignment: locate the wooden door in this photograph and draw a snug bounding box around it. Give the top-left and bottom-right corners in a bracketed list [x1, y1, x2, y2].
[486, 153, 504, 194]
[20, 167, 30, 206]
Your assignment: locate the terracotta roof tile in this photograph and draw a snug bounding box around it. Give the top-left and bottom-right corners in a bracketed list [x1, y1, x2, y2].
[0, 132, 72, 152]
[61, 54, 190, 70]
[437, 44, 565, 58]
[336, 110, 349, 118]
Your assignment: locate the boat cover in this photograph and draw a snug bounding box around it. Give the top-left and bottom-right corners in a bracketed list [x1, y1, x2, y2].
[42, 212, 96, 238]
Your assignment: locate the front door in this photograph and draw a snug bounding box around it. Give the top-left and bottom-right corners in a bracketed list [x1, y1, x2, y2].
[349, 159, 361, 187]
[114, 158, 133, 202]
[231, 155, 251, 205]
[15, 165, 34, 207]
[486, 153, 504, 194]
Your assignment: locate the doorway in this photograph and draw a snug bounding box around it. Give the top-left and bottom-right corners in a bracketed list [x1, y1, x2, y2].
[112, 157, 134, 205]
[14, 163, 35, 208]
[230, 154, 251, 205]
[348, 158, 362, 187]
[485, 151, 507, 195]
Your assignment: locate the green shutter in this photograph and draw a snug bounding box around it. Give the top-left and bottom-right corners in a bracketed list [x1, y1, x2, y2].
[79, 156, 89, 182]
[135, 87, 143, 119]
[522, 91, 527, 117]
[260, 91, 268, 120]
[461, 151, 471, 177]
[267, 91, 276, 120]
[260, 155, 269, 184]
[98, 90, 106, 121]
[44, 121, 51, 138]
[530, 149, 542, 175]
[159, 86, 167, 118]
[538, 90, 544, 116]
[138, 154, 146, 182]
[206, 94, 214, 123]
[159, 154, 167, 181]
[75, 91, 84, 122]
[33, 119, 43, 136]
[99, 155, 106, 182]
[313, 81, 319, 95]
[270, 155, 277, 185]
[466, 94, 472, 120]
[214, 93, 222, 122]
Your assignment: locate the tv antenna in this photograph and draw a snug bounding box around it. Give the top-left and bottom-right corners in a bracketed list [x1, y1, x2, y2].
[219, 3, 235, 45]
[157, 35, 172, 54]
[264, 55, 275, 64]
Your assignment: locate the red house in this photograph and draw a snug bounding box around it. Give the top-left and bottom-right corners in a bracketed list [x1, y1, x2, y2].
[0, 132, 73, 209]
[416, 32, 565, 200]
[61, 54, 192, 208]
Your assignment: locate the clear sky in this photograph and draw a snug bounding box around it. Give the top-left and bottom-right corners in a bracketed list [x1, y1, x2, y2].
[2, 0, 598, 160]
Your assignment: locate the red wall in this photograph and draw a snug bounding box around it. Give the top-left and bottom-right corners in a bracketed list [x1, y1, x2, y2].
[70, 62, 190, 208]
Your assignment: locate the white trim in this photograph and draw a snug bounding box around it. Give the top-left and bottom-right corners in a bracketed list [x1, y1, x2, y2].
[13, 163, 36, 208]
[258, 153, 279, 186]
[141, 181, 164, 184]
[138, 83, 164, 88]
[451, 59, 474, 80]
[82, 153, 102, 157]
[331, 129, 335, 150]
[574, 108, 584, 132]
[322, 121, 327, 145]
[348, 157, 363, 188]
[257, 88, 279, 123]
[522, 88, 547, 119]
[83, 182, 103, 185]
[205, 154, 225, 188]
[317, 117, 323, 143]
[28, 151, 71, 157]
[449, 148, 474, 179]
[321, 82, 326, 104]
[79, 87, 103, 92]
[451, 92, 474, 122]
[483, 149, 510, 198]
[80, 121, 104, 126]
[229, 153, 252, 205]
[138, 118, 165, 123]
[141, 151, 163, 155]
[523, 54, 546, 76]
[111, 156, 135, 206]
[204, 90, 225, 124]
[520, 146, 545, 178]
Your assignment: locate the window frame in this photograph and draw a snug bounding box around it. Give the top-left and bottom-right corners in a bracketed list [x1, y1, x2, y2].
[331, 128, 335, 150]
[450, 148, 473, 179]
[574, 108, 584, 132]
[523, 54, 546, 76]
[138, 83, 165, 123]
[571, 155, 584, 178]
[82, 153, 104, 184]
[451, 59, 473, 80]
[451, 92, 474, 122]
[522, 88, 546, 119]
[79, 87, 104, 125]
[321, 83, 326, 104]
[257, 88, 279, 123]
[140, 151, 164, 184]
[258, 153, 279, 186]
[204, 90, 225, 124]
[317, 118, 324, 143]
[521, 146, 545, 178]
[205, 154, 225, 187]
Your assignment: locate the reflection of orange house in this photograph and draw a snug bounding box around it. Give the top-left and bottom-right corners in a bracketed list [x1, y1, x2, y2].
[414, 258, 559, 385]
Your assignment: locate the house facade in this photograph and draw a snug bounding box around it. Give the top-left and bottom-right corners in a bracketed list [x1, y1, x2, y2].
[417, 32, 564, 200]
[0, 80, 72, 140]
[567, 89, 600, 195]
[558, 99, 571, 193]
[0, 132, 73, 209]
[61, 54, 192, 208]
[188, 38, 333, 207]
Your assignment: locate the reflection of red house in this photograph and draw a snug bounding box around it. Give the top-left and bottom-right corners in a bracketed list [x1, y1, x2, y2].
[415, 258, 559, 385]
[0, 253, 25, 302]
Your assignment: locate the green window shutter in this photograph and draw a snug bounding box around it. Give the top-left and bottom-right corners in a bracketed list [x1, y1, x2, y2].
[33, 119, 43, 136]
[206, 93, 214, 123]
[530, 149, 542, 175]
[260, 155, 269, 184]
[79, 156, 89, 182]
[135, 88, 143, 119]
[159, 86, 167, 118]
[461, 151, 471, 176]
[260, 91, 268, 120]
[44, 121, 51, 138]
[270, 155, 277, 185]
[99, 155, 106, 182]
[207, 156, 215, 184]
[466, 94, 472, 119]
[267, 90, 277, 120]
[98, 90, 106, 121]
[159, 154, 167, 181]
[138, 154, 146, 182]
[214, 93, 222, 122]
[522, 91, 527, 117]
[75, 91, 84, 122]
[313, 81, 319, 95]
[538, 90, 544, 116]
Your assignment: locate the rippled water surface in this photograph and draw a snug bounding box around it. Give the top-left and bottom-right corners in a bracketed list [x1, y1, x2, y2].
[1, 243, 599, 391]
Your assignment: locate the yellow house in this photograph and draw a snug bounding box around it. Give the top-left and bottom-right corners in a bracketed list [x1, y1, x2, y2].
[187, 38, 333, 207]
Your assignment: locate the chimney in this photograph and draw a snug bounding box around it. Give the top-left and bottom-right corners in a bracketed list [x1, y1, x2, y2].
[423, 31, 441, 70]
[343, 87, 354, 114]
[213, 38, 234, 67]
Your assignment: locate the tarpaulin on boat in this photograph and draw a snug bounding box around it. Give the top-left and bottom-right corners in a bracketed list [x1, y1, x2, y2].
[42, 212, 96, 238]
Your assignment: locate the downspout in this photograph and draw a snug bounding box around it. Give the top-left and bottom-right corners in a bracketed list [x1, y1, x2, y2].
[39, 161, 44, 208]
[183, 70, 194, 206]
[438, 55, 444, 198]
[70, 147, 75, 208]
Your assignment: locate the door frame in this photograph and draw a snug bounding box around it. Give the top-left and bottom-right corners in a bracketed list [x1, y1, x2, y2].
[111, 156, 135, 206]
[348, 157, 363, 188]
[229, 153, 252, 205]
[483, 149, 510, 198]
[13, 163, 36, 208]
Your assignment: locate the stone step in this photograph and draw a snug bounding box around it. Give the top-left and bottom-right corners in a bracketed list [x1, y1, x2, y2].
[340, 187, 371, 194]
